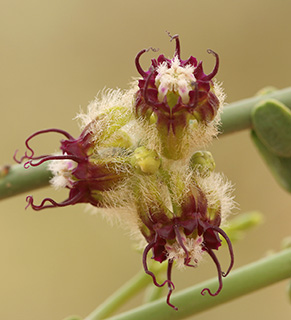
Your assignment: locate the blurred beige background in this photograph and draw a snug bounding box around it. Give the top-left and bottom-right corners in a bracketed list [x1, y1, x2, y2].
[0, 0, 291, 319]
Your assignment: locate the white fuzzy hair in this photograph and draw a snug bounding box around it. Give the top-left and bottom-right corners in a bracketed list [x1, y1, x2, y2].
[75, 87, 137, 149]
[195, 170, 236, 226]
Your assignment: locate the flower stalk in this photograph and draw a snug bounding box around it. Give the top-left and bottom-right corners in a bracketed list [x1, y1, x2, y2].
[84, 262, 168, 320]
[101, 247, 291, 320]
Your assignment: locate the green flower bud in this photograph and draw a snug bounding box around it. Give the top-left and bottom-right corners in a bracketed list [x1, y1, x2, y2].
[101, 130, 132, 149]
[189, 151, 216, 174]
[131, 146, 161, 175]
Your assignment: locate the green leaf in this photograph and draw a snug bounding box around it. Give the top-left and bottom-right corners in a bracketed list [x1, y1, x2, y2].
[252, 99, 291, 157]
[251, 131, 291, 193]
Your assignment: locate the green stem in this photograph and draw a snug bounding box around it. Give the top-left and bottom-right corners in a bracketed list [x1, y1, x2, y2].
[84, 262, 168, 320]
[104, 248, 291, 320]
[83, 270, 151, 320]
[220, 87, 291, 134]
[0, 162, 52, 200]
[143, 285, 165, 304]
[1, 87, 291, 200]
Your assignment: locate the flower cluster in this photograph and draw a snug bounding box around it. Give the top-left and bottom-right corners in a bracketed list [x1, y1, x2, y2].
[15, 34, 234, 310]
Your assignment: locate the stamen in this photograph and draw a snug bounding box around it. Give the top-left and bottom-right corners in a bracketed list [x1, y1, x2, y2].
[201, 247, 223, 296]
[210, 226, 234, 277]
[203, 49, 219, 81]
[173, 225, 195, 267]
[166, 259, 178, 311]
[142, 233, 175, 289]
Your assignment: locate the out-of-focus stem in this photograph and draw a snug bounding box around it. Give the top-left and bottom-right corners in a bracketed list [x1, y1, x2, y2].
[104, 248, 291, 320]
[84, 261, 167, 320]
[83, 270, 150, 320]
[0, 162, 51, 200]
[220, 87, 291, 134]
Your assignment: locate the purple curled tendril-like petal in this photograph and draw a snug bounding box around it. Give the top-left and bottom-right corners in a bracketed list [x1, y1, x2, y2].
[166, 31, 181, 60]
[14, 128, 75, 164]
[142, 233, 175, 290]
[203, 49, 219, 81]
[135, 49, 148, 77]
[135, 47, 159, 78]
[166, 259, 178, 311]
[25, 190, 85, 211]
[210, 226, 234, 277]
[201, 247, 223, 296]
[24, 154, 81, 169]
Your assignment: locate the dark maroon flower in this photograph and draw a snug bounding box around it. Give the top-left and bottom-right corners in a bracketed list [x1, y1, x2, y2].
[134, 34, 222, 159]
[138, 181, 234, 310]
[14, 124, 127, 210]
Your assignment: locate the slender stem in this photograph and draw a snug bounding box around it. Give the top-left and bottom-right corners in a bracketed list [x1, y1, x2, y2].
[143, 285, 165, 304]
[0, 162, 52, 200]
[84, 262, 168, 320]
[83, 270, 151, 320]
[1, 87, 291, 200]
[104, 248, 291, 320]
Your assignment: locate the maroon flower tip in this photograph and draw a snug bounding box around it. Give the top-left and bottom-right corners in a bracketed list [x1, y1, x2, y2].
[134, 35, 222, 159]
[16, 125, 126, 211]
[139, 185, 234, 308]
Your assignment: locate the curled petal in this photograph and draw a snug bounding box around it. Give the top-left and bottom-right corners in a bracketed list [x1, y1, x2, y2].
[166, 259, 178, 311]
[135, 49, 148, 77]
[203, 49, 219, 81]
[166, 31, 181, 59]
[24, 154, 81, 169]
[211, 226, 234, 277]
[14, 128, 75, 164]
[25, 190, 85, 211]
[201, 247, 223, 296]
[135, 47, 159, 77]
[142, 233, 174, 289]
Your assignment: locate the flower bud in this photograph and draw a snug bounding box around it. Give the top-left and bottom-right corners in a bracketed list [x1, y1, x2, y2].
[130, 146, 161, 175]
[189, 150, 216, 174]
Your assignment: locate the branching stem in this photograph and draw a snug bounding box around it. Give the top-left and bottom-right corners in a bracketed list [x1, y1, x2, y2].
[102, 248, 291, 320]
